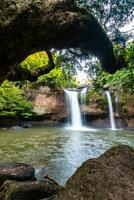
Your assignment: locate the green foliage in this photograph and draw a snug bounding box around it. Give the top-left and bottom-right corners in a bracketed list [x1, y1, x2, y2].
[87, 89, 102, 101]
[21, 51, 77, 89]
[93, 42, 134, 94]
[21, 51, 49, 71]
[0, 81, 33, 118]
[38, 66, 77, 89]
[80, 88, 108, 110]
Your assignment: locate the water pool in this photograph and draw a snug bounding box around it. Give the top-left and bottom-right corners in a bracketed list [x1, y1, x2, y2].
[0, 127, 134, 185]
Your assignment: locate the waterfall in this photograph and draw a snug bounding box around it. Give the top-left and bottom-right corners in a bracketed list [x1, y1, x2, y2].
[81, 87, 88, 126]
[105, 91, 116, 130]
[65, 89, 82, 130]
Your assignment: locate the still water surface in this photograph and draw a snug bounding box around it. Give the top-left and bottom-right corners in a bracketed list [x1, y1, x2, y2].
[0, 127, 134, 185]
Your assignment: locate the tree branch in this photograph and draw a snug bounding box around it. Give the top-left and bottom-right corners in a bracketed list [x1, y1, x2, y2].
[7, 51, 55, 82]
[0, 0, 123, 83]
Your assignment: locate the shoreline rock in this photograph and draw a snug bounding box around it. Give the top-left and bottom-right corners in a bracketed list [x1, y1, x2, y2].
[0, 163, 61, 200]
[0, 163, 35, 187]
[0, 179, 61, 200]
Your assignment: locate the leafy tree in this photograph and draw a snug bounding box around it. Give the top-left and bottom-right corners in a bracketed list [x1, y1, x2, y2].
[0, 81, 33, 118]
[21, 51, 49, 71]
[76, 0, 134, 38]
[38, 67, 77, 89]
[93, 42, 134, 94]
[56, 0, 134, 79]
[7, 51, 56, 82]
[0, 51, 77, 119]
[20, 51, 77, 89]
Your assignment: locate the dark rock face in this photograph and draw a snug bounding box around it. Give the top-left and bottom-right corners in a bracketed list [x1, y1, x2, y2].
[51, 145, 134, 200]
[0, 179, 61, 200]
[0, 0, 120, 83]
[0, 163, 35, 186]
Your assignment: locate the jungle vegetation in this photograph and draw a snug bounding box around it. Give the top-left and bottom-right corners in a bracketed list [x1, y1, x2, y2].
[0, 0, 133, 119]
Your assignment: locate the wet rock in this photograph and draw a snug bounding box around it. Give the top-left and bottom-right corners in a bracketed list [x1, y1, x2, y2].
[52, 145, 134, 200]
[0, 163, 35, 186]
[0, 179, 61, 200]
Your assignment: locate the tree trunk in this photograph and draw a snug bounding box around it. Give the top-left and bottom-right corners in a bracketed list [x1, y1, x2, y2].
[0, 0, 121, 82]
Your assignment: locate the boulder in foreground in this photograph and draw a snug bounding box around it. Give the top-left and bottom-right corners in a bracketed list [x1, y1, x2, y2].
[51, 145, 134, 200]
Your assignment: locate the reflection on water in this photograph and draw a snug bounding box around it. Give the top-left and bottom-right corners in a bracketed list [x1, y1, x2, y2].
[0, 127, 134, 185]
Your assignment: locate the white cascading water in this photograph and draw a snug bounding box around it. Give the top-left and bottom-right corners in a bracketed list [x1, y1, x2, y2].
[64, 89, 83, 130]
[105, 91, 116, 130]
[81, 87, 88, 126]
